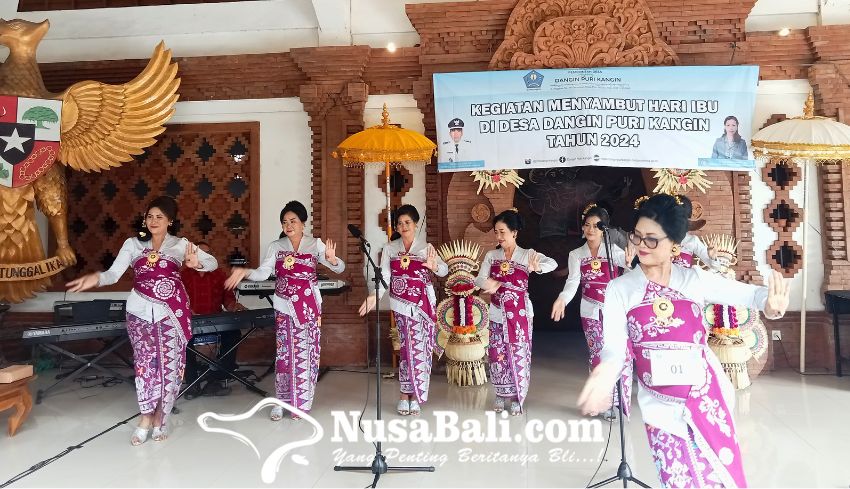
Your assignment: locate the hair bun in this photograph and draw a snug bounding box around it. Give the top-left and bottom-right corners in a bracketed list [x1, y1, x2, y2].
[633, 195, 650, 209]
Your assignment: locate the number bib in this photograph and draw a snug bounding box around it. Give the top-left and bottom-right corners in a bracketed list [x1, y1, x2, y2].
[649, 349, 703, 386]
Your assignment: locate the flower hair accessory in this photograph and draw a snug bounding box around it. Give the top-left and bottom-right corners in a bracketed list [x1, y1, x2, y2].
[633, 195, 650, 209]
[581, 203, 598, 219]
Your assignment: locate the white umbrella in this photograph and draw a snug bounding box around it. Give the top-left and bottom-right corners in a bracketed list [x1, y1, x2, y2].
[751, 93, 850, 373]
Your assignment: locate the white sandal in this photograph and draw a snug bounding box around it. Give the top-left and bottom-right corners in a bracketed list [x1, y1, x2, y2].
[152, 425, 168, 442]
[131, 426, 151, 446]
[270, 406, 284, 421]
[509, 401, 522, 416]
[397, 399, 410, 415]
[493, 397, 505, 413]
[409, 400, 421, 416]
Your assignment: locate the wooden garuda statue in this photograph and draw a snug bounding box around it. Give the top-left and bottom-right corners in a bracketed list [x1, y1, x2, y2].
[0, 18, 179, 302]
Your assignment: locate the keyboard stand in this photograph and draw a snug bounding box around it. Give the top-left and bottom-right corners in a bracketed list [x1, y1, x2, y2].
[35, 336, 133, 404]
[183, 325, 270, 398]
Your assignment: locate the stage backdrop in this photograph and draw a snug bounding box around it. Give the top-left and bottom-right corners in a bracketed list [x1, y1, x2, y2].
[434, 66, 758, 172]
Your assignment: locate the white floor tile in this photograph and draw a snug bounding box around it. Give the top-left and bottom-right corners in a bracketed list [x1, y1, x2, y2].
[1, 330, 848, 487]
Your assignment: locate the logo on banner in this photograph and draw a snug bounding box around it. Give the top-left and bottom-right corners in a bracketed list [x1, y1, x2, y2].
[523, 70, 544, 89]
[0, 96, 62, 188]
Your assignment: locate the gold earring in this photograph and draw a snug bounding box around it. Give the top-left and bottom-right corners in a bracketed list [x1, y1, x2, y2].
[672, 244, 681, 256]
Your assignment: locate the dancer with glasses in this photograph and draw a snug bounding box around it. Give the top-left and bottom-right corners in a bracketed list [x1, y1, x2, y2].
[551, 203, 633, 419]
[637, 195, 718, 269]
[578, 193, 790, 487]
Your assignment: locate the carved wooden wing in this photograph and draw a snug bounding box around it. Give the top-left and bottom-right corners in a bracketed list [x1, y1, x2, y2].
[58, 42, 180, 172]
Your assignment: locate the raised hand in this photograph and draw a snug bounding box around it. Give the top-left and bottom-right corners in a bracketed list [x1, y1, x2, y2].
[551, 297, 567, 322]
[625, 243, 636, 269]
[528, 250, 541, 272]
[708, 244, 718, 260]
[358, 295, 377, 316]
[325, 238, 338, 266]
[224, 267, 249, 290]
[765, 270, 791, 319]
[66, 272, 100, 293]
[424, 244, 438, 271]
[184, 242, 200, 270]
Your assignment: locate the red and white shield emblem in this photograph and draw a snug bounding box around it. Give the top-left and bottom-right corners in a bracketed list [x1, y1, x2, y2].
[0, 96, 62, 188]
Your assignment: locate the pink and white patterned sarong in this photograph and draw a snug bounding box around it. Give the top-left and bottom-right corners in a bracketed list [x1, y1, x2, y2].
[126, 314, 187, 425]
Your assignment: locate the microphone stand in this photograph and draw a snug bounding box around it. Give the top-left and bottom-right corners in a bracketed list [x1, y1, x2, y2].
[334, 231, 435, 487]
[590, 225, 648, 488]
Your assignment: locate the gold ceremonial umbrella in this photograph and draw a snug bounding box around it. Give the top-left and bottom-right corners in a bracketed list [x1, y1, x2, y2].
[332, 104, 436, 239]
[332, 104, 436, 364]
[751, 93, 850, 373]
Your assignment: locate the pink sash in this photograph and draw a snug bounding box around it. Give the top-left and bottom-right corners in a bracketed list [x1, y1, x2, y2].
[389, 253, 436, 322]
[132, 251, 192, 340]
[580, 256, 617, 305]
[489, 259, 531, 345]
[274, 251, 320, 324]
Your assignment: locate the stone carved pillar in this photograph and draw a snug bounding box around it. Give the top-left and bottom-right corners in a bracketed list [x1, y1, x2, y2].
[291, 46, 371, 365]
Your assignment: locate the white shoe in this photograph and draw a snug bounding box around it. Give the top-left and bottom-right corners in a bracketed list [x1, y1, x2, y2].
[270, 406, 284, 421]
[152, 425, 168, 442]
[509, 401, 522, 416]
[397, 399, 410, 415]
[131, 426, 150, 446]
[493, 397, 505, 413]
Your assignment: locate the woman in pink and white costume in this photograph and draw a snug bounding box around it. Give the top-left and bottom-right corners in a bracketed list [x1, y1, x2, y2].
[358, 204, 448, 416]
[551, 203, 633, 419]
[226, 200, 344, 421]
[578, 194, 789, 488]
[477, 209, 557, 416]
[67, 196, 216, 445]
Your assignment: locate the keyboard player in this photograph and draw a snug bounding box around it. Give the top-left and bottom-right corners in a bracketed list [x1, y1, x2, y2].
[181, 242, 247, 400]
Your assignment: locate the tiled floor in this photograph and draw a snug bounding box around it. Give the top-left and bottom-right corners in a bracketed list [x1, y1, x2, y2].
[1, 330, 848, 488]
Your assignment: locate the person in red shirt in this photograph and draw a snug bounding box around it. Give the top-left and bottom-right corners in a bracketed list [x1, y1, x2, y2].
[181, 242, 246, 399]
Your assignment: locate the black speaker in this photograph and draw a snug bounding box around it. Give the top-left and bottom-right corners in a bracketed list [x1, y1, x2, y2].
[53, 300, 126, 324]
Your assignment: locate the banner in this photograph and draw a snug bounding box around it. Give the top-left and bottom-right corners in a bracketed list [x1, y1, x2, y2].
[433, 66, 759, 172]
[0, 256, 66, 281]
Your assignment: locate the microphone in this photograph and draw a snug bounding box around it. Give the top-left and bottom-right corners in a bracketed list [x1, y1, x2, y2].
[347, 224, 364, 239]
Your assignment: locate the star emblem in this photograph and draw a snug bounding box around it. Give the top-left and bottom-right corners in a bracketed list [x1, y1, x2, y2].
[1, 128, 31, 154]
